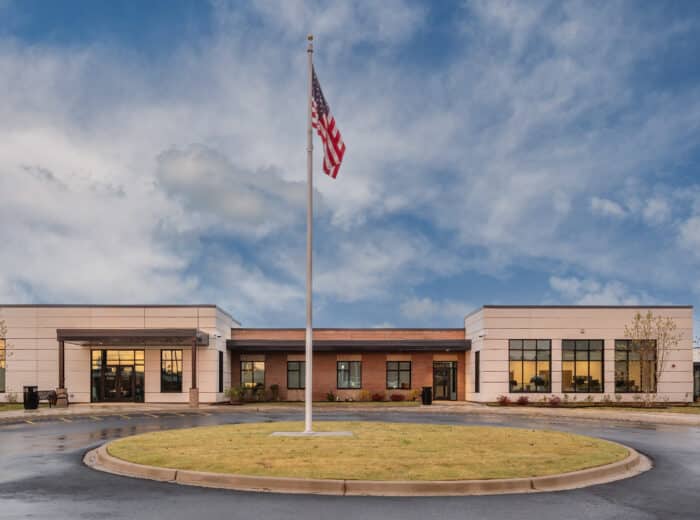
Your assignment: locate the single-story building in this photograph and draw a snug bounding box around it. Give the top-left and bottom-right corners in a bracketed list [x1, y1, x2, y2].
[0, 304, 695, 405]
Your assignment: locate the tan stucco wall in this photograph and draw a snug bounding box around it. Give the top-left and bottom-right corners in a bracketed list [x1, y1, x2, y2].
[0, 305, 236, 404]
[465, 306, 694, 403]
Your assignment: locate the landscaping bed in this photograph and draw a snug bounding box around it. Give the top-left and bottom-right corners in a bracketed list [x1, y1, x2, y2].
[107, 421, 628, 481]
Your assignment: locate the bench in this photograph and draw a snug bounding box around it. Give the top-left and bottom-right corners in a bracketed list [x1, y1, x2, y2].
[37, 390, 58, 408]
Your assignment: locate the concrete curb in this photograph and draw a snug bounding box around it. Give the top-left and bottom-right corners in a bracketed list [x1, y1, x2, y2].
[84, 440, 650, 496]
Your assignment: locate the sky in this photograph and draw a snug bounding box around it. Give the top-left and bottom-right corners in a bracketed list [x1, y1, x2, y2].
[1, 0, 700, 329]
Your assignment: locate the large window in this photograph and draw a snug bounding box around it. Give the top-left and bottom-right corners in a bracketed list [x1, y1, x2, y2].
[287, 361, 305, 389]
[386, 361, 411, 389]
[337, 361, 362, 389]
[0, 338, 5, 393]
[509, 339, 551, 392]
[615, 340, 656, 393]
[241, 361, 265, 389]
[562, 340, 604, 393]
[474, 351, 480, 393]
[161, 350, 183, 393]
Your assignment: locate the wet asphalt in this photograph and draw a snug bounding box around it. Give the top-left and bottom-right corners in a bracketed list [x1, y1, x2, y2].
[0, 408, 699, 520]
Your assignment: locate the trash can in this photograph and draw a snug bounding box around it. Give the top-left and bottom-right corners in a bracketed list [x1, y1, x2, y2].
[421, 386, 433, 405]
[23, 386, 39, 410]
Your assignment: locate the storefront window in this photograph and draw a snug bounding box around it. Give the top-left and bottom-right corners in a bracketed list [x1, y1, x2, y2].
[615, 340, 656, 392]
[287, 361, 305, 389]
[386, 361, 411, 389]
[337, 361, 362, 389]
[562, 340, 604, 393]
[509, 339, 551, 392]
[161, 350, 183, 393]
[241, 361, 265, 389]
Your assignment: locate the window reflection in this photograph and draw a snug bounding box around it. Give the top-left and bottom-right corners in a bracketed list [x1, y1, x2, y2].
[337, 361, 362, 389]
[615, 340, 656, 392]
[241, 361, 265, 389]
[561, 340, 604, 393]
[509, 339, 551, 392]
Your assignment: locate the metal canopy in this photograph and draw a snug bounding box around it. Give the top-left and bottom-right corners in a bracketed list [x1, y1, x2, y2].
[227, 339, 470, 353]
[57, 328, 209, 347]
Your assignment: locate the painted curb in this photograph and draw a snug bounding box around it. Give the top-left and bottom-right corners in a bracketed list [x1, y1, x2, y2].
[84, 440, 650, 496]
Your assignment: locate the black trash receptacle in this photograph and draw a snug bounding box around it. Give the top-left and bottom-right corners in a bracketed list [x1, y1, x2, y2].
[421, 386, 433, 405]
[23, 386, 39, 410]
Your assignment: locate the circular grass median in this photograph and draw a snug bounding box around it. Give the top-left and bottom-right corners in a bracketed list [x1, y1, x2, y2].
[106, 422, 629, 481]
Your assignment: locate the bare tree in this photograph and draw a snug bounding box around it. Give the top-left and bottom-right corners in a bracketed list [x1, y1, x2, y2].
[624, 311, 682, 405]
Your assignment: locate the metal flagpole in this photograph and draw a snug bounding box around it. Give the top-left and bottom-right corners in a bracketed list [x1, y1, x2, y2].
[304, 34, 314, 433]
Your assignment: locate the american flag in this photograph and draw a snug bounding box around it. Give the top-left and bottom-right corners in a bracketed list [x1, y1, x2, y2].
[311, 67, 346, 178]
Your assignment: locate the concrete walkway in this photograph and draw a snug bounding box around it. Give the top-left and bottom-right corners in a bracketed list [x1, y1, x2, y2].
[2, 401, 699, 427]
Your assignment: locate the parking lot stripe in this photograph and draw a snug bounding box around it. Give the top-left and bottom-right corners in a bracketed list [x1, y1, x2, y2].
[24, 420, 35, 425]
[144, 413, 159, 418]
[59, 417, 72, 423]
[90, 416, 102, 421]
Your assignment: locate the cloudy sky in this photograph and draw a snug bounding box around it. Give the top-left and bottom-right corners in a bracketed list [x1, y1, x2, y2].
[1, 0, 699, 328]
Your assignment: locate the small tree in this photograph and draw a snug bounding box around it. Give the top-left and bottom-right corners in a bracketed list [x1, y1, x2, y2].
[624, 311, 682, 405]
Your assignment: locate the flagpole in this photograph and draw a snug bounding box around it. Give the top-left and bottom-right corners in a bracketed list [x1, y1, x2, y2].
[304, 34, 314, 434]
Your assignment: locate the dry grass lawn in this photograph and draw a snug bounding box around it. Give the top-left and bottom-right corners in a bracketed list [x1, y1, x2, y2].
[0, 403, 24, 412]
[108, 421, 628, 481]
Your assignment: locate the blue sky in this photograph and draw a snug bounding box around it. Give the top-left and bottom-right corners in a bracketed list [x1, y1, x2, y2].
[1, 1, 700, 329]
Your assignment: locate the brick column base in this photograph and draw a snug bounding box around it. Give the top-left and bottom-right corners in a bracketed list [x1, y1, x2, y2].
[55, 388, 69, 408]
[189, 388, 199, 408]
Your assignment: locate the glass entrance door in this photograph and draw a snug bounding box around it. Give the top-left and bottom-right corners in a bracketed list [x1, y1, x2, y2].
[91, 350, 145, 402]
[433, 361, 457, 400]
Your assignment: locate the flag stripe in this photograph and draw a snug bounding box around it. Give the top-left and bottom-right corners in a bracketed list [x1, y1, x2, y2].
[311, 67, 345, 178]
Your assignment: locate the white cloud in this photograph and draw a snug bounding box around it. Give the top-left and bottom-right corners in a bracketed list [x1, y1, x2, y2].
[549, 276, 653, 306]
[679, 216, 700, 253]
[400, 297, 476, 323]
[642, 196, 671, 225]
[590, 197, 626, 218]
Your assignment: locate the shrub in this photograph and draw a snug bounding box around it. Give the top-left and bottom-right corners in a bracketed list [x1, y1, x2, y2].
[602, 394, 612, 404]
[516, 396, 529, 406]
[225, 386, 243, 403]
[408, 388, 421, 401]
[549, 396, 561, 407]
[496, 395, 511, 406]
[270, 384, 280, 401]
[358, 389, 372, 402]
[254, 386, 266, 401]
[584, 395, 594, 403]
[326, 390, 336, 402]
[615, 394, 623, 403]
[371, 392, 385, 402]
[390, 393, 406, 402]
[6, 392, 18, 404]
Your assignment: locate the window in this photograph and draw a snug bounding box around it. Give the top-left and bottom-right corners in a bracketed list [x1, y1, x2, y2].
[161, 350, 183, 393]
[386, 361, 411, 389]
[474, 351, 480, 393]
[509, 339, 551, 392]
[287, 361, 305, 389]
[615, 340, 656, 393]
[241, 361, 265, 389]
[562, 340, 604, 393]
[337, 361, 361, 389]
[218, 351, 224, 393]
[0, 338, 5, 393]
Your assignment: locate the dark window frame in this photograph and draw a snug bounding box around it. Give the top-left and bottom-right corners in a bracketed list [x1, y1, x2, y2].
[508, 339, 552, 393]
[561, 339, 604, 393]
[337, 360, 362, 389]
[160, 349, 183, 393]
[287, 361, 305, 389]
[0, 338, 5, 393]
[474, 351, 480, 393]
[218, 351, 224, 393]
[386, 361, 411, 390]
[615, 339, 657, 393]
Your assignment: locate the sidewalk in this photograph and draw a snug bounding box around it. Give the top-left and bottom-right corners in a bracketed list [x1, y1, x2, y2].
[2, 401, 699, 428]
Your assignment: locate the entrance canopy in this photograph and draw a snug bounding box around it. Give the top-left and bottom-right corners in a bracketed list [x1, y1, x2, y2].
[56, 328, 210, 347]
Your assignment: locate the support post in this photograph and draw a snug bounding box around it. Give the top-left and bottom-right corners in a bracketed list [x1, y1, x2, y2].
[189, 337, 199, 408]
[304, 34, 314, 433]
[55, 339, 68, 407]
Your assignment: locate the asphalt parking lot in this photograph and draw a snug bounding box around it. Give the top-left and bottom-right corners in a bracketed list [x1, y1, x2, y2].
[1, 409, 698, 519]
